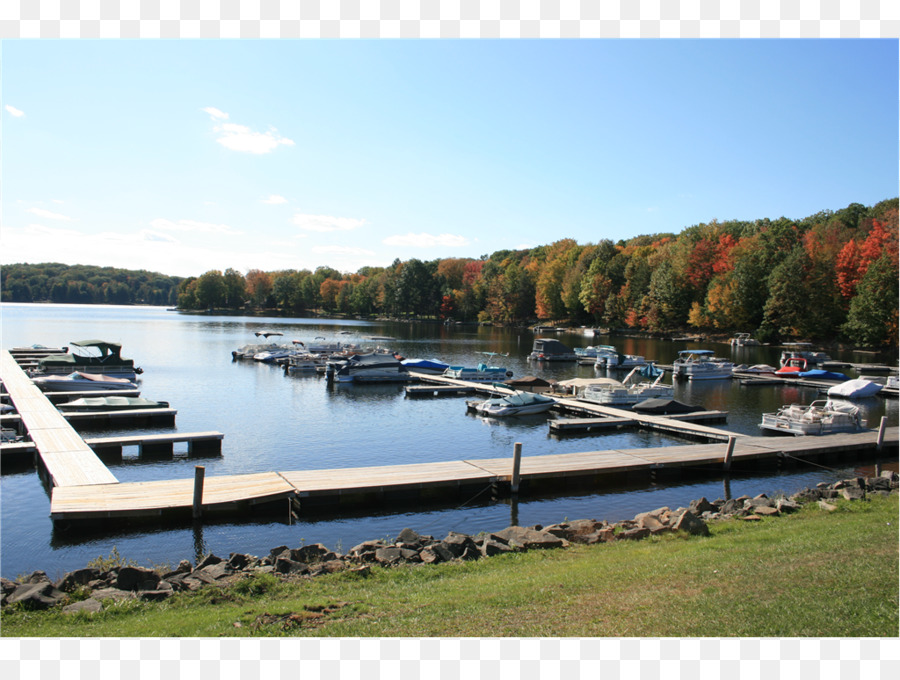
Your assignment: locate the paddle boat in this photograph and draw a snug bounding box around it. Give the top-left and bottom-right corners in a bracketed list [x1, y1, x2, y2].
[672, 350, 733, 380]
[443, 364, 514, 382]
[759, 400, 863, 436]
[57, 396, 169, 411]
[579, 366, 674, 406]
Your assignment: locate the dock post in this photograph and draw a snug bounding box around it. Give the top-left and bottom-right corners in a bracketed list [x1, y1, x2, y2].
[192, 465, 205, 519]
[723, 436, 736, 471]
[511, 442, 523, 495]
[877, 416, 887, 451]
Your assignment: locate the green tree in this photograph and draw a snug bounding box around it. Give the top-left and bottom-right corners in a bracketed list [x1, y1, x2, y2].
[842, 252, 899, 346]
[195, 270, 226, 309]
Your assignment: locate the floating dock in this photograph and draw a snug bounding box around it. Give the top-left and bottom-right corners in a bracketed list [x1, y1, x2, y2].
[3, 351, 898, 526]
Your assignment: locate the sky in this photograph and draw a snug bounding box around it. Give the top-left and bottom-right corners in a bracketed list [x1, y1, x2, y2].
[2, 38, 898, 279]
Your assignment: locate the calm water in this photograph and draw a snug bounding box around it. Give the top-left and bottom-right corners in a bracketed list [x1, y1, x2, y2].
[2, 303, 897, 579]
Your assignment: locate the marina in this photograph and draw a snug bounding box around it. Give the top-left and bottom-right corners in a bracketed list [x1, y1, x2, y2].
[1, 303, 897, 580]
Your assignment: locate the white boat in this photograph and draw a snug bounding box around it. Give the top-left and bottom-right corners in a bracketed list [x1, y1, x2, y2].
[57, 396, 169, 411]
[826, 379, 883, 399]
[327, 353, 411, 383]
[672, 350, 733, 380]
[443, 364, 514, 382]
[474, 389, 556, 417]
[734, 364, 778, 375]
[254, 330, 284, 339]
[285, 353, 328, 373]
[253, 348, 298, 363]
[596, 353, 647, 369]
[32, 372, 139, 392]
[579, 366, 674, 406]
[730, 333, 760, 347]
[575, 345, 619, 364]
[759, 399, 863, 436]
[528, 338, 577, 361]
[779, 343, 830, 367]
[887, 375, 899, 390]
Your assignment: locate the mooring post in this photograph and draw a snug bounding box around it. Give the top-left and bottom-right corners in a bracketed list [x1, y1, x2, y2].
[877, 416, 887, 451]
[723, 436, 736, 471]
[511, 442, 523, 495]
[192, 465, 205, 519]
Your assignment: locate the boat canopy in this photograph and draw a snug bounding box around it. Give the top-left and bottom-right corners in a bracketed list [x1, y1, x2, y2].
[678, 349, 714, 356]
[69, 340, 124, 358]
[532, 339, 574, 353]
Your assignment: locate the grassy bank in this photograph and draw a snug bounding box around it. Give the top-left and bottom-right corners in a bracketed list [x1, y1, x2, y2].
[3, 494, 897, 637]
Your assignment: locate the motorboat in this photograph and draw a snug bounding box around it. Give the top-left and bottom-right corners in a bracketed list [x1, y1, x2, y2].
[827, 379, 884, 399]
[528, 338, 578, 361]
[730, 333, 760, 347]
[32, 371, 139, 392]
[595, 352, 647, 369]
[401, 358, 451, 375]
[474, 388, 556, 417]
[579, 366, 674, 406]
[632, 398, 703, 415]
[33, 340, 141, 379]
[796, 369, 849, 381]
[775, 356, 808, 376]
[253, 348, 298, 363]
[759, 399, 864, 436]
[672, 350, 733, 380]
[779, 343, 831, 367]
[575, 344, 618, 359]
[443, 364, 514, 382]
[886, 375, 899, 390]
[254, 330, 284, 339]
[734, 364, 778, 375]
[57, 396, 169, 411]
[326, 353, 411, 383]
[284, 353, 328, 373]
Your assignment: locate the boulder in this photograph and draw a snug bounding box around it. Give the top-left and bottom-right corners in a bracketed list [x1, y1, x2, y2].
[309, 560, 346, 576]
[374, 547, 405, 565]
[292, 544, 334, 563]
[419, 543, 455, 564]
[193, 562, 232, 581]
[7, 582, 67, 610]
[866, 477, 892, 492]
[161, 560, 193, 579]
[672, 510, 710, 536]
[636, 513, 667, 532]
[689, 498, 716, 515]
[62, 597, 103, 614]
[138, 589, 173, 602]
[195, 553, 223, 569]
[841, 487, 866, 501]
[115, 566, 161, 591]
[274, 557, 309, 575]
[543, 519, 605, 541]
[492, 526, 567, 550]
[441, 532, 479, 558]
[818, 500, 838, 512]
[480, 539, 514, 557]
[90, 587, 136, 602]
[617, 527, 651, 541]
[753, 506, 780, 517]
[582, 527, 617, 544]
[55, 568, 101, 593]
[776, 498, 802, 514]
[395, 528, 423, 544]
[227, 553, 252, 570]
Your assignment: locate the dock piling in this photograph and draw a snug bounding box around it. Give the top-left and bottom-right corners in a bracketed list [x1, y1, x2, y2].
[723, 436, 737, 471]
[877, 416, 887, 451]
[193, 466, 205, 519]
[511, 442, 523, 495]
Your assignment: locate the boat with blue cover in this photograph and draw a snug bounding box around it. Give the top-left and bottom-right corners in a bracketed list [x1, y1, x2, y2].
[443, 364, 513, 382]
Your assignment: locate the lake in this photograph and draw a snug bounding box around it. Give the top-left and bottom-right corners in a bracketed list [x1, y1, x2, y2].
[2, 303, 897, 580]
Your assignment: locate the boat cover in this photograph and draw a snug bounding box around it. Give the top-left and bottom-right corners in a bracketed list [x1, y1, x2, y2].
[632, 398, 703, 414]
[797, 369, 848, 380]
[827, 379, 883, 399]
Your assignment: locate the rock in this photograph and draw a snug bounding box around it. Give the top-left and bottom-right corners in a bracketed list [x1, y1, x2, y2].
[753, 506, 780, 516]
[792, 487, 822, 502]
[866, 477, 892, 492]
[138, 589, 173, 602]
[441, 532, 479, 558]
[492, 526, 567, 550]
[818, 500, 838, 512]
[161, 560, 193, 579]
[480, 539, 514, 557]
[841, 487, 866, 501]
[617, 527, 651, 541]
[194, 562, 232, 581]
[274, 557, 309, 575]
[116, 566, 161, 591]
[419, 543, 456, 564]
[62, 597, 103, 614]
[582, 527, 617, 543]
[22, 571, 51, 585]
[395, 528, 423, 544]
[292, 544, 333, 563]
[55, 568, 101, 593]
[7, 582, 66, 609]
[309, 560, 345, 576]
[776, 498, 801, 514]
[672, 510, 710, 536]
[636, 513, 667, 531]
[91, 587, 136, 602]
[374, 547, 404, 565]
[745, 497, 775, 510]
[720, 498, 744, 515]
[689, 498, 716, 515]
[195, 553, 223, 569]
[543, 519, 605, 541]
[227, 553, 252, 570]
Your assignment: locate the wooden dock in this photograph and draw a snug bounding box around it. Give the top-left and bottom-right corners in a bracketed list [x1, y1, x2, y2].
[549, 410, 728, 434]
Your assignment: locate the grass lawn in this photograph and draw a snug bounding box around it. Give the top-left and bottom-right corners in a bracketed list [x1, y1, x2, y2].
[2, 493, 897, 637]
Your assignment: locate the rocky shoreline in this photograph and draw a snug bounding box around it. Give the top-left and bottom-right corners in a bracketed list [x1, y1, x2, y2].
[3, 471, 897, 615]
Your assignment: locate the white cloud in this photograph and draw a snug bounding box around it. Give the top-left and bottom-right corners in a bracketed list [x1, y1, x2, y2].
[382, 232, 470, 248]
[214, 122, 294, 154]
[293, 214, 366, 232]
[27, 207, 72, 221]
[262, 194, 288, 205]
[150, 218, 243, 235]
[5, 105, 24, 117]
[202, 107, 229, 120]
[312, 245, 376, 257]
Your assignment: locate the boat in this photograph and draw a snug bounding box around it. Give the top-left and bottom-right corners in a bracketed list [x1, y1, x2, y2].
[672, 350, 733, 380]
[594, 351, 648, 369]
[774, 356, 808, 376]
[779, 343, 831, 367]
[827, 379, 884, 399]
[284, 353, 328, 373]
[730, 332, 760, 347]
[253, 348, 298, 363]
[528, 338, 578, 361]
[32, 340, 141, 379]
[326, 353, 411, 383]
[443, 364, 514, 382]
[474, 388, 556, 417]
[57, 396, 169, 411]
[734, 364, 778, 375]
[502, 376, 554, 393]
[632, 398, 703, 415]
[579, 366, 674, 406]
[254, 330, 284, 339]
[759, 399, 864, 436]
[575, 344, 617, 359]
[796, 369, 849, 381]
[886, 375, 899, 390]
[31, 371, 139, 392]
[401, 358, 451, 375]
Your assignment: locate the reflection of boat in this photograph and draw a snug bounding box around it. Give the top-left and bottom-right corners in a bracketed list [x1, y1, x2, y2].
[326, 353, 411, 383]
[57, 396, 169, 411]
[474, 388, 556, 417]
[827, 379, 883, 399]
[32, 372, 139, 392]
[528, 338, 577, 361]
[444, 364, 514, 382]
[672, 350, 733, 380]
[580, 366, 674, 406]
[33, 340, 141, 379]
[401, 358, 450, 375]
[759, 400, 863, 436]
[730, 332, 760, 347]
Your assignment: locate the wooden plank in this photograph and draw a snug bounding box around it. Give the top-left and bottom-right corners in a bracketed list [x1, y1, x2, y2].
[83, 432, 224, 447]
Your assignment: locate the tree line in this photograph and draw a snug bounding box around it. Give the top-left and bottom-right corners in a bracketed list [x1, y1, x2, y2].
[3, 198, 897, 347]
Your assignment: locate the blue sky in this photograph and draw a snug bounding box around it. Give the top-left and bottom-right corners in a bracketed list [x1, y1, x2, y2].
[2, 39, 897, 278]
